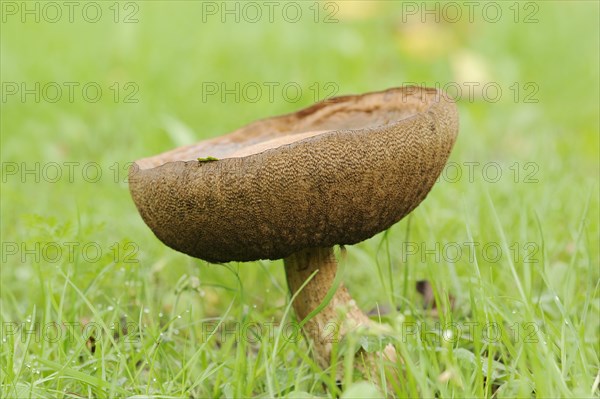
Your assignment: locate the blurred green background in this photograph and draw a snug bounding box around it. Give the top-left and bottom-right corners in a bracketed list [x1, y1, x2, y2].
[1, 1, 598, 397]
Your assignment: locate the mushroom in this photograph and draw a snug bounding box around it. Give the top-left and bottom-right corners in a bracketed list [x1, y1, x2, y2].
[129, 86, 459, 380]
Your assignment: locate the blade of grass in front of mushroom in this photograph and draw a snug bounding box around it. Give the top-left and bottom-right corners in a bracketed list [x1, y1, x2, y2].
[266, 269, 319, 396]
[296, 251, 345, 330]
[402, 214, 413, 301]
[270, 269, 321, 360]
[375, 230, 395, 311]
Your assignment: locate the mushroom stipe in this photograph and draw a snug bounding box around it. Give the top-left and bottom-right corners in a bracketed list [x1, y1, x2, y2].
[129, 86, 459, 386]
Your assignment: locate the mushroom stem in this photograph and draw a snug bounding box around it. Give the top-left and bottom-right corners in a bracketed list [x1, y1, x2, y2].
[284, 247, 397, 378]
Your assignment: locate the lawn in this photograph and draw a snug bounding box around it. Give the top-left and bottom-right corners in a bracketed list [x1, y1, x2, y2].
[1, 1, 598, 397]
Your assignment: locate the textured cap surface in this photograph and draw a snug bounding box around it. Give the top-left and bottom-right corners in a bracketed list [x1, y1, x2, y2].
[129, 86, 459, 262]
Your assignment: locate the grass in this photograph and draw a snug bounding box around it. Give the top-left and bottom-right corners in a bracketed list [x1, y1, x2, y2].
[1, 1, 599, 397]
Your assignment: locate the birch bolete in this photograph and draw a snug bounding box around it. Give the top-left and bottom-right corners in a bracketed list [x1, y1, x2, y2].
[129, 86, 459, 377]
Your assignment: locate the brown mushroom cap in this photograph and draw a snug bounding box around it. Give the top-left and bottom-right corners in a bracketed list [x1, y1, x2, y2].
[129, 86, 459, 263]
